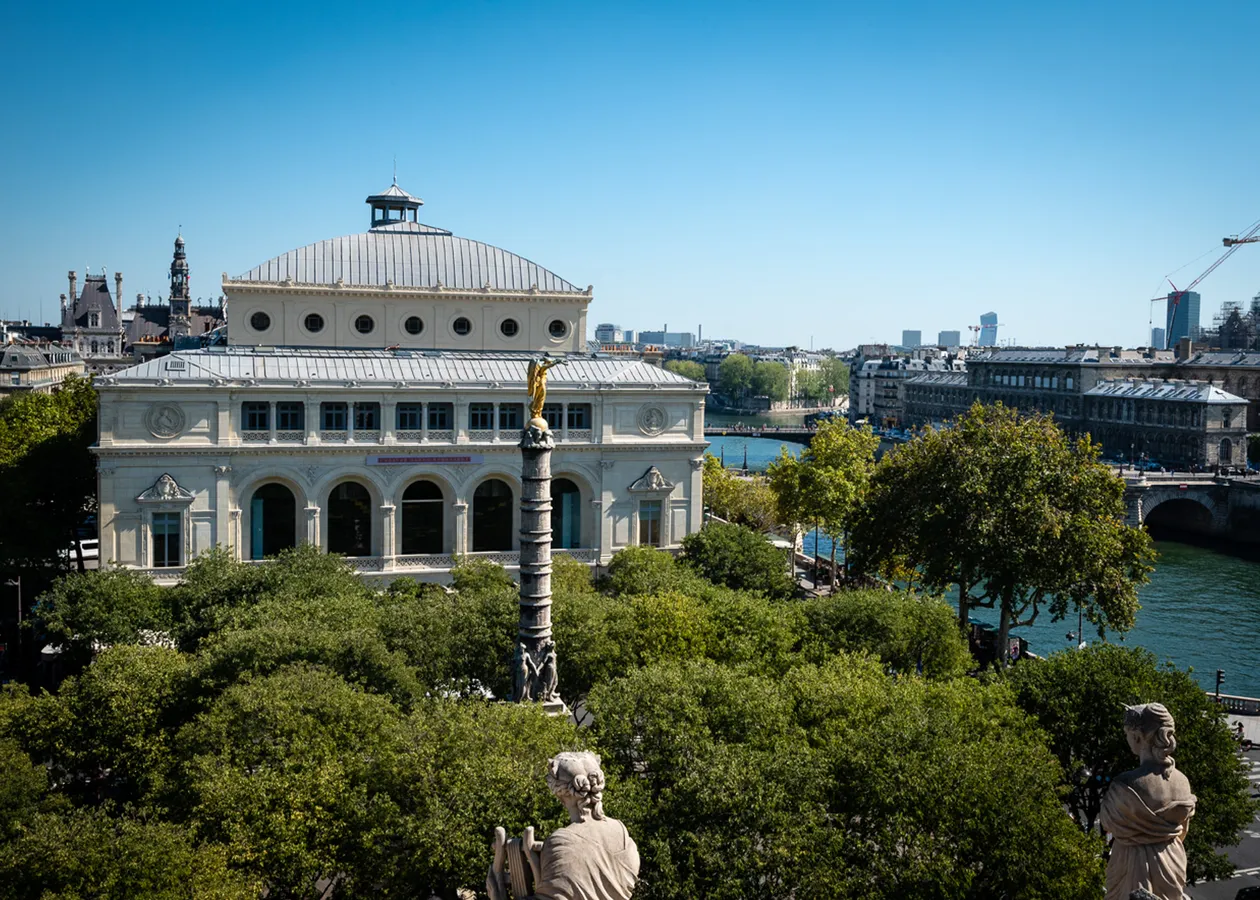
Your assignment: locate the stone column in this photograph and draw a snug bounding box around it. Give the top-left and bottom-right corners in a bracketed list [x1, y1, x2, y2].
[515, 417, 566, 714]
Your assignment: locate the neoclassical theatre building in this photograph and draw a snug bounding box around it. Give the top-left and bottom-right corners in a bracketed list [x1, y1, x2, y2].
[94, 184, 707, 580]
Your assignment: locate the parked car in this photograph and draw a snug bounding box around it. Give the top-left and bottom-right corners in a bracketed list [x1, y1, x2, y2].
[59, 539, 98, 561]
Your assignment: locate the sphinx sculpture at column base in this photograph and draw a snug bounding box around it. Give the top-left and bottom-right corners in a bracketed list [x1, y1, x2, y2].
[487, 752, 638, 900]
[1100, 703, 1196, 900]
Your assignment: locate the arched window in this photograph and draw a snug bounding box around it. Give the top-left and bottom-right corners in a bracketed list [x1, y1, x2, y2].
[552, 478, 581, 549]
[401, 480, 444, 554]
[1220, 438, 1233, 464]
[328, 482, 372, 557]
[472, 479, 513, 552]
[250, 483, 297, 560]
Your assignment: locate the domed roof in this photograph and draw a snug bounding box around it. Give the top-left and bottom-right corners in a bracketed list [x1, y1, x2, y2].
[231, 220, 581, 293]
[232, 183, 583, 294]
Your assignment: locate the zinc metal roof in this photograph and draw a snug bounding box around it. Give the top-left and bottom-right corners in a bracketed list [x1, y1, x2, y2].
[904, 371, 969, 387]
[96, 348, 703, 390]
[1085, 379, 1245, 404]
[1179, 351, 1260, 368]
[230, 221, 582, 293]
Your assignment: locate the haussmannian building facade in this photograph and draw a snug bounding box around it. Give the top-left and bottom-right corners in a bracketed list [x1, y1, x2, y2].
[94, 183, 708, 581]
[901, 348, 1249, 469]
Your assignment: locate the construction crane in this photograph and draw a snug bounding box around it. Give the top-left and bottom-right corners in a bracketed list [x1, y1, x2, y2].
[1150, 219, 1260, 349]
[967, 321, 1006, 347]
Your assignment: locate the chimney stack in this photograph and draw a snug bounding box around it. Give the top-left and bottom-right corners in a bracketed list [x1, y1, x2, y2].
[59, 293, 67, 314]
[68, 270, 77, 303]
[114, 272, 123, 314]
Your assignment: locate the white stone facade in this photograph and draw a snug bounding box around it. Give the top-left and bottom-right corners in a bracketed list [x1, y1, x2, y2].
[94, 185, 707, 581]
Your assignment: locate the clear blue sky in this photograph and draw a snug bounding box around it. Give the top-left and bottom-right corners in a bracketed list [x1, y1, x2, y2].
[3, 1, 1259, 350]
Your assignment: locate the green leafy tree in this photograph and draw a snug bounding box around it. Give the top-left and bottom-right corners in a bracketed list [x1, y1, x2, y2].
[849, 402, 1155, 662]
[0, 375, 98, 575]
[792, 368, 828, 404]
[701, 455, 778, 531]
[767, 418, 878, 573]
[663, 359, 706, 381]
[589, 656, 1104, 900]
[750, 361, 789, 402]
[31, 568, 169, 672]
[799, 588, 972, 678]
[819, 357, 850, 399]
[680, 522, 794, 599]
[0, 806, 259, 900]
[1005, 644, 1258, 881]
[716, 353, 754, 400]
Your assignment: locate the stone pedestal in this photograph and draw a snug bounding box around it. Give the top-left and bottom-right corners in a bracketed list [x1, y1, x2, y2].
[515, 418, 567, 715]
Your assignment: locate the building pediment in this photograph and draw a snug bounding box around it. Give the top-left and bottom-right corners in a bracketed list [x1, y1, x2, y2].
[136, 473, 195, 504]
[627, 466, 674, 493]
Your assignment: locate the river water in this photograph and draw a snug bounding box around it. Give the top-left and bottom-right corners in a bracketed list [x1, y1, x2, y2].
[704, 434, 1260, 697]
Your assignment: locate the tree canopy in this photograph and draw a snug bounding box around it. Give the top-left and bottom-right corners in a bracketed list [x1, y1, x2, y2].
[663, 360, 706, 382]
[701, 454, 778, 531]
[1004, 644, 1258, 882]
[848, 402, 1155, 661]
[716, 353, 753, 400]
[0, 374, 97, 576]
[4, 537, 1248, 897]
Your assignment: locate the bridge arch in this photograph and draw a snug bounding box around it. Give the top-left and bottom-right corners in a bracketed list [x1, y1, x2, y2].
[1138, 487, 1227, 535]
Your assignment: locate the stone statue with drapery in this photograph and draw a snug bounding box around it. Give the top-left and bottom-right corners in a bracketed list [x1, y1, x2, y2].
[487, 752, 639, 900]
[1099, 702, 1196, 900]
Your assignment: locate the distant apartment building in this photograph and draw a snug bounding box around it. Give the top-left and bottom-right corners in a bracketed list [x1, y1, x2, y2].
[0, 344, 85, 396]
[1151, 327, 1166, 350]
[900, 346, 1249, 468]
[851, 355, 964, 426]
[594, 323, 624, 343]
[979, 312, 999, 346]
[1166, 291, 1201, 346]
[938, 330, 962, 347]
[638, 331, 694, 348]
[901, 330, 922, 348]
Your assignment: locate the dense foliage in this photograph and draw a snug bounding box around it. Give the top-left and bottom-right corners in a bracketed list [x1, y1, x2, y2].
[1004, 644, 1258, 882]
[767, 418, 878, 569]
[0, 374, 97, 578]
[700, 454, 778, 530]
[662, 360, 706, 382]
[2, 523, 1247, 896]
[849, 402, 1155, 662]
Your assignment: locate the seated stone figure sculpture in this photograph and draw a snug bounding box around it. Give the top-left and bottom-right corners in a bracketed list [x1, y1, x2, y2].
[1099, 702, 1197, 900]
[487, 751, 639, 900]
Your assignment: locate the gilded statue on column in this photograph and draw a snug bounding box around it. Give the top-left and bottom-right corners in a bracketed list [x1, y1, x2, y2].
[527, 355, 564, 425]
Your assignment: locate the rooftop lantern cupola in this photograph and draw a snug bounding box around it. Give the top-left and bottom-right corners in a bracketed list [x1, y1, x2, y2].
[366, 179, 423, 229]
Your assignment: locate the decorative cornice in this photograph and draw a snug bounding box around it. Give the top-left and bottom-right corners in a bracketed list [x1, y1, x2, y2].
[220, 279, 590, 302]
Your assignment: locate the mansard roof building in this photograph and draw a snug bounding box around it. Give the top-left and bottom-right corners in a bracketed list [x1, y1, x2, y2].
[95, 183, 708, 581]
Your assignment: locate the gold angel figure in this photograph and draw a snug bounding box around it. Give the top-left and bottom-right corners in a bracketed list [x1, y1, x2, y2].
[527, 355, 563, 422]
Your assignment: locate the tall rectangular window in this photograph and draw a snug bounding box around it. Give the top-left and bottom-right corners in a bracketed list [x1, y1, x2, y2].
[639, 501, 662, 547]
[355, 402, 380, 430]
[321, 402, 347, 430]
[428, 403, 453, 429]
[542, 403, 563, 430]
[397, 404, 423, 430]
[242, 402, 270, 430]
[276, 402, 304, 430]
[152, 512, 181, 568]
[469, 403, 494, 429]
[566, 404, 592, 429]
[498, 403, 523, 431]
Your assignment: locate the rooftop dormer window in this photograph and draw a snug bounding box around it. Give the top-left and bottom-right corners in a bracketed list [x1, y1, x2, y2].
[89, 312, 100, 328]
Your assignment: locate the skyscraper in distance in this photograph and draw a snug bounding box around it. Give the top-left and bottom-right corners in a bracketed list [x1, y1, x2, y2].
[938, 330, 961, 347]
[979, 312, 998, 346]
[901, 329, 922, 348]
[1165, 291, 1200, 347]
[1150, 327, 1165, 349]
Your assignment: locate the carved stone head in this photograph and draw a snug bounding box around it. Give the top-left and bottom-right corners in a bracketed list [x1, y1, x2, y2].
[1123, 702, 1177, 764]
[545, 751, 606, 823]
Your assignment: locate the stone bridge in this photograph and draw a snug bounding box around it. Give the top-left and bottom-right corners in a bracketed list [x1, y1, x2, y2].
[1124, 475, 1260, 545]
